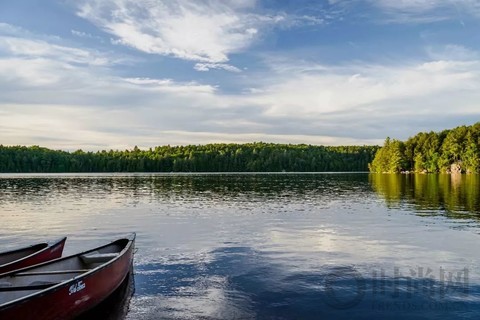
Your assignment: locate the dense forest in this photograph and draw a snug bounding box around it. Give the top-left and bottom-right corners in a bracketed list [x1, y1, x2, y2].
[0, 143, 378, 173]
[369, 122, 480, 173]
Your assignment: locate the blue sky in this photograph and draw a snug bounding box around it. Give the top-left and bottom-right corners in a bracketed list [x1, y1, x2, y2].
[0, 0, 479, 150]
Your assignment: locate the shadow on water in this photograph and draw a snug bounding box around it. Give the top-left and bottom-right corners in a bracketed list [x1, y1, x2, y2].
[131, 246, 480, 320]
[75, 268, 135, 320]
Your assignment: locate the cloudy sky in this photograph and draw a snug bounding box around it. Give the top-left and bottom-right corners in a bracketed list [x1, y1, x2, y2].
[0, 0, 479, 150]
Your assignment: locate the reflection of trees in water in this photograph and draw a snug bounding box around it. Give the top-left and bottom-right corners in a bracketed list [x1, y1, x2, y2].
[0, 174, 373, 205]
[3, 174, 479, 218]
[369, 174, 480, 218]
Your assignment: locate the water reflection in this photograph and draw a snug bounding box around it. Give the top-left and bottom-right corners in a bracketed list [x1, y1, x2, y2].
[130, 246, 479, 320]
[0, 173, 372, 205]
[370, 174, 480, 218]
[1, 173, 480, 319]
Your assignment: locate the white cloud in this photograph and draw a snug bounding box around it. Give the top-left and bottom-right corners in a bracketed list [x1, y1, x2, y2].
[372, 0, 441, 11]
[368, 0, 480, 23]
[0, 36, 111, 66]
[0, 23, 131, 67]
[0, 58, 69, 87]
[426, 44, 480, 61]
[0, 23, 25, 35]
[223, 55, 480, 141]
[372, 0, 478, 12]
[76, 0, 265, 64]
[151, 131, 382, 147]
[0, 104, 143, 151]
[194, 63, 241, 73]
[71, 29, 104, 42]
[251, 59, 479, 118]
[75, 0, 324, 71]
[0, 102, 382, 151]
[122, 77, 218, 94]
[2, 49, 480, 149]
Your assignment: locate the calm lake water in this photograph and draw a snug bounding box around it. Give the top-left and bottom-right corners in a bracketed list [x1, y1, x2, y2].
[1, 173, 480, 319]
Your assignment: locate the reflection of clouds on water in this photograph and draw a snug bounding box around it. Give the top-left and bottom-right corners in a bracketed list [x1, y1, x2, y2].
[262, 220, 480, 280]
[130, 246, 480, 320]
[131, 248, 258, 320]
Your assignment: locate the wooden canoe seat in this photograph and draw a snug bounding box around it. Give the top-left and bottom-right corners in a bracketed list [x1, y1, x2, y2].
[80, 252, 118, 264]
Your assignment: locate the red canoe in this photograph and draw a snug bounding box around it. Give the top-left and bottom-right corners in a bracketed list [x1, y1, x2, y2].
[0, 234, 135, 320]
[0, 237, 67, 274]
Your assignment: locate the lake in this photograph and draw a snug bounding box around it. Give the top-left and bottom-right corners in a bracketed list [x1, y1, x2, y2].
[1, 173, 479, 319]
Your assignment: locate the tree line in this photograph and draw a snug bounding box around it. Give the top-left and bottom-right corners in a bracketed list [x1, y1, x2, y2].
[369, 122, 480, 173]
[0, 143, 379, 173]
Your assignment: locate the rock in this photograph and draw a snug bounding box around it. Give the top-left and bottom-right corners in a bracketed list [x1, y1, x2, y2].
[450, 162, 463, 174]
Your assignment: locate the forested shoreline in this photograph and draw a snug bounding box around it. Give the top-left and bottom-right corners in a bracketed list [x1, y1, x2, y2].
[369, 122, 480, 174]
[3, 122, 478, 174]
[0, 143, 378, 173]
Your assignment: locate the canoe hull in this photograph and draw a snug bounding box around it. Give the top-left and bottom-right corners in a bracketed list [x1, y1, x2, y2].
[0, 236, 134, 320]
[0, 238, 66, 275]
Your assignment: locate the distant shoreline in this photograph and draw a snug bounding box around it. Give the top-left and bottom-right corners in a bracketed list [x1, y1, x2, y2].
[0, 143, 378, 173]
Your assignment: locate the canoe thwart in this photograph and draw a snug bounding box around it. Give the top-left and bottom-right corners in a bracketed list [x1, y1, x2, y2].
[15, 270, 90, 276]
[80, 252, 118, 264]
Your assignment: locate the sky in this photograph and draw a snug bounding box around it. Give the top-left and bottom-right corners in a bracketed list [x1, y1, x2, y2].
[0, 0, 479, 151]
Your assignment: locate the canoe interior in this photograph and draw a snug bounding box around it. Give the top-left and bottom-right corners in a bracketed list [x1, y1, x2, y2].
[0, 244, 48, 265]
[0, 239, 128, 306]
